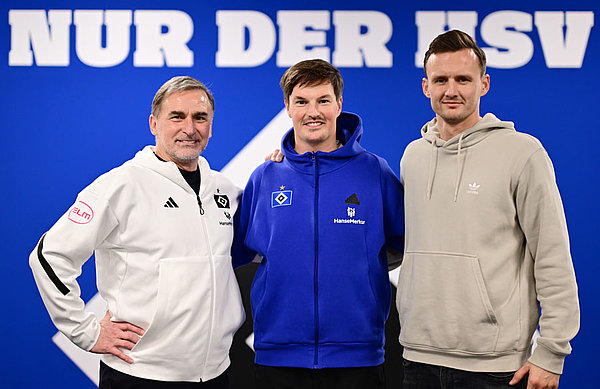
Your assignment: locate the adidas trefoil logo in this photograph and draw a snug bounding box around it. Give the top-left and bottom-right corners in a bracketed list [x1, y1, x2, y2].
[164, 197, 179, 208]
[466, 182, 480, 195]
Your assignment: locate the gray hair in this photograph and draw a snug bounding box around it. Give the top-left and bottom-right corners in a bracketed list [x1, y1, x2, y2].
[151, 76, 215, 118]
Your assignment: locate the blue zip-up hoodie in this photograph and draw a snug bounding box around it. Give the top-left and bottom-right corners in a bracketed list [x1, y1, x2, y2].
[233, 112, 404, 368]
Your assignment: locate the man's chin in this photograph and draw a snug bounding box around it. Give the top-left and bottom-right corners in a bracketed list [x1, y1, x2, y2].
[177, 145, 205, 156]
[439, 113, 466, 125]
[171, 151, 204, 163]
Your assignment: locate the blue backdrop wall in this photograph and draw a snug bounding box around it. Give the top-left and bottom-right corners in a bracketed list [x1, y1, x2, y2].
[1, 1, 598, 387]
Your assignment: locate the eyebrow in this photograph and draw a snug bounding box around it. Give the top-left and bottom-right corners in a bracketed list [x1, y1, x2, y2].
[193, 111, 210, 118]
[292, 94, 334, 101]
[432, 74, 473, 80]
[168, 110, 210, 117]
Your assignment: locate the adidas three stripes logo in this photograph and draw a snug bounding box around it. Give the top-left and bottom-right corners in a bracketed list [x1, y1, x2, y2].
[164, 197, 179, 208]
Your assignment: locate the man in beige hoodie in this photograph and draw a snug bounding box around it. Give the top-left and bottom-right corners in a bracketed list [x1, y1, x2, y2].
[397, 30, 579, 389]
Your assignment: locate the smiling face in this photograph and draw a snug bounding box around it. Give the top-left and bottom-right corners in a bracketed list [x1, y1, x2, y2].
[149, 89, 213, 171]
[423, 48, 490, 138]
[285, 82, 342, 154]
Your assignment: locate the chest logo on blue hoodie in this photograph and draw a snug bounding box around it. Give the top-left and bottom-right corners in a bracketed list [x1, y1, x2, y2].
[272, 185, 292, 207]
[345, 193, 360, 205]
[334, 193, 366, 225]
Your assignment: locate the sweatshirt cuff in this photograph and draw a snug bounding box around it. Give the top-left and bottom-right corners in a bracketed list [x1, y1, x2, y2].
[81, 320, 101, 352]
[528, 343, 565, 375]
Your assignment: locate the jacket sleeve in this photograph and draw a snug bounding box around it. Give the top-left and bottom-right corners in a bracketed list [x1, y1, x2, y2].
[231, 169, 260, 268]
[378, 157, 405, 270]
[29, 189, 119, 351]
[515, 148, 580, 374]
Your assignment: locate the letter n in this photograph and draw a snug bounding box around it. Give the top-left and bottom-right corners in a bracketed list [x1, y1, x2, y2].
[9, 9, 72, 66]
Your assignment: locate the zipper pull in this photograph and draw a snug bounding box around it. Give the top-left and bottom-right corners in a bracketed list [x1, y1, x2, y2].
[197, 195, 205, 215]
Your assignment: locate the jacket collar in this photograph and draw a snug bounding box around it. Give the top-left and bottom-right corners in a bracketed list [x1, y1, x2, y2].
[280, 112, 365, 174]
[128, 146, 214, 195]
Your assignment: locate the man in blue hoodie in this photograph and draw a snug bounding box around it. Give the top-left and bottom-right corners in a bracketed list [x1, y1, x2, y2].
[233, 59, 405, 389]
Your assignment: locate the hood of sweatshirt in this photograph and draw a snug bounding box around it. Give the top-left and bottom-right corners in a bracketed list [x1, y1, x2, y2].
[421, 113, 515, 201]
[127, 145, 213, 195]
[281, 112, 366, 174]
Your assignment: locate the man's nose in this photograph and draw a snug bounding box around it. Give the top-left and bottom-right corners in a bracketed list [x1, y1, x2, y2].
[445, 80, 458, 96]
[181, 116, 195, 133]
[307, 102, 319, 116]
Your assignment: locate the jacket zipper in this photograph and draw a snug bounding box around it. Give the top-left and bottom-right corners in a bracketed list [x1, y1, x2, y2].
[312, 153, 320, 368]
[197, 194, 205, 215]
[197, 191, 213, 380]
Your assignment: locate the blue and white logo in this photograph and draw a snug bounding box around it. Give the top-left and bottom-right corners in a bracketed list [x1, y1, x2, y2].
[347, 207, 356, 217]
[271, 188, 292, 207]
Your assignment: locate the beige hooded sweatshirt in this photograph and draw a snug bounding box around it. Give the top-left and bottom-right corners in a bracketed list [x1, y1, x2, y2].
[397, 113, 579, 374]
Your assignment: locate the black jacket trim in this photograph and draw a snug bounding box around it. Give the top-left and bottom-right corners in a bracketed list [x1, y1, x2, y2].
[37, 234, 70, 295]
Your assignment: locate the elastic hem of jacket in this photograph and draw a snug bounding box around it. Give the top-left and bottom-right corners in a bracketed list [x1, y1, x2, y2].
[402, 346, 528, 373]
[37, 234, 70, 295]
[255, 342, 384, 369]
[101, 353, 230, 382]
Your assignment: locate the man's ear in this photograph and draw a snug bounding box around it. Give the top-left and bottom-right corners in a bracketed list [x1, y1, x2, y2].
[481, 74, 490, 96]
[422, 78, 431, 97]
[149, 114, 158, 136]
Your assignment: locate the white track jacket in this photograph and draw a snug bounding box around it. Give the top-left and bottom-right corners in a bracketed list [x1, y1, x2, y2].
[29, 146, 245, 382]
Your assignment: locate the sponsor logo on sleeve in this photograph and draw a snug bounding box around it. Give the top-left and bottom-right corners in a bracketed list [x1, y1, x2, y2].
[68, 201, 94, 224]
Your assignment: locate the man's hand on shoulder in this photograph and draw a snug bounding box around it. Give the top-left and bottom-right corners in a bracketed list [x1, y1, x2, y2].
[91, 311, 146, 364]
[510, 361, 560, 389]
[265, 149, 284, 162]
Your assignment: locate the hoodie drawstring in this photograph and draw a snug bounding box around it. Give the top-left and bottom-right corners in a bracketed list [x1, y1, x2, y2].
[426, 138, 437, 199]
[453, 133, 465, 202]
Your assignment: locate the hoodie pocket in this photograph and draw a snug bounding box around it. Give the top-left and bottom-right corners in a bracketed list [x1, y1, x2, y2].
[251, 259, 315, 345]
[397, 251, 499, 354]
[130, 256, 213, 362]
